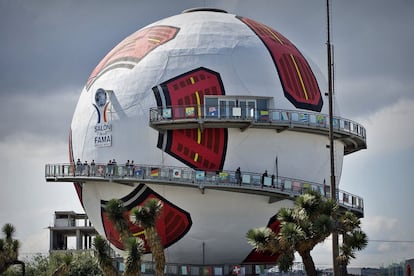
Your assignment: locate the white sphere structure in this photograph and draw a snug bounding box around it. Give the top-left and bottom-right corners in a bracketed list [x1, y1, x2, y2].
[51, 8, 367, 265]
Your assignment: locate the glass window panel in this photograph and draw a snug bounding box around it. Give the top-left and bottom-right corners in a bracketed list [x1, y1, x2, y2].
[228, 101, 236, 118]
[219, 100, 227, 118]
[256, 99, 268, 110]
[242, 174, 251, 184]
[309, 114, 316, 124]
[248, 101, 255, 118]
[344, 121, 350, 130]
[272, 111, 280, 121]
[284, 180, 292, 190]
[281, 111, 289, 121]
[299, 113, 308, 124]
[163, 108, 172, 119]
[252, 175, 261, 185]
[232, 107, 241, 116]
[333, 118, 339, 129]
[240, 101, 247, 118]
[317, 114, 325, 126]
[263, 176, 272, 186]
[205, 98, 218, 118]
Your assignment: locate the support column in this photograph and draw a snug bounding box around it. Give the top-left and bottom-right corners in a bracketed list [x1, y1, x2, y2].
[76, 229, 81, 250]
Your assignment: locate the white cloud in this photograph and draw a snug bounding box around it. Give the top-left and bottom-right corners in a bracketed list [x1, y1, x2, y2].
[359, 99, 414, 155]
[311, 215, 414, 268]
[362, 215, 398, 236]
[347, 215, 414, 267]
[19, 227, 50, 256]
[0, 123, 83, 256]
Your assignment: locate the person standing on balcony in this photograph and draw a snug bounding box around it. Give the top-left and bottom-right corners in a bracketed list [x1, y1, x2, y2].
[76, 158, 82, 176]
[106, 160, 112, 176]
[112, 159, 117, 176]
[235, 167, 242, 185]
[261, 170, 268, 186]
[90, 160, 96, 176]
[130, 160, 135, 176]
[125, 160, 130, 176]
[83, 160, 90, 176]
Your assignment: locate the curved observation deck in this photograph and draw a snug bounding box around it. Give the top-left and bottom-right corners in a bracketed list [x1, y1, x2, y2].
[149, 106, 367, 155]
[45, 163, 363, 217]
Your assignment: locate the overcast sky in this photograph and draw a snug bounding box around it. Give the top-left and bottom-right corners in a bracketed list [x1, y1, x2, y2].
[1, 0, 413, 269]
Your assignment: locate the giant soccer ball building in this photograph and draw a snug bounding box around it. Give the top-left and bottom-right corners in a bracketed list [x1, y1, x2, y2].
[52, 8, 366, 265]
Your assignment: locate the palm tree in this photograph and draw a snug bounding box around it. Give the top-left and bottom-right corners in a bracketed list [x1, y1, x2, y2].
[0, 223, 20, 274]
[247, 190, 347, 275]
[93, 235, 118, 276]
[130, 199, 165, 276]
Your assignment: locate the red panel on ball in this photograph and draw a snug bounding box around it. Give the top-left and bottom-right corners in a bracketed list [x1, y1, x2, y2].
[86, 25, 179, 90]
[101, 184, 192, 252]
[238, 16, 323, 112]
[153, 67, 227, 171]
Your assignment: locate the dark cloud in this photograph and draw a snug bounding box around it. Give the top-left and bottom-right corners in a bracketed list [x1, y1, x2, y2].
[0, 0, 202, 95]
[333, 1, 414, 83]
[0, 89, 78, 141]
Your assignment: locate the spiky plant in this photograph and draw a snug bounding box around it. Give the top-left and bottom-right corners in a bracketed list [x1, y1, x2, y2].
[105, 199, 131, 244]
[337, 212, 368, 275]
[93, 235, 118, 276]
[123, 237, 145, 276]
[247, 191, 368, 275]
[130, 199, 165, 276]
[0, 223, 20, 274]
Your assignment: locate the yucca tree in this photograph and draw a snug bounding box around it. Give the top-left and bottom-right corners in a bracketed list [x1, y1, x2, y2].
[105, 199, 131, 244]
[246, 227, 295, 272]
[282, 191, 336, 275]
[123, 236, 145, 276]
[103, 199, 145, 276]
[93, 235, 118, 276]
[337, 211, 368, 275]
[247, 191, 363, 275]
[50, 254, 73, 276]
[130, 199, 165, 276]
[0, 223, 20, 274]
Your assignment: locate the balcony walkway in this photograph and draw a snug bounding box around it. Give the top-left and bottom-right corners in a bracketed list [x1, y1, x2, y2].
[45, 163, 363, 217]
[149, 106, 367, 155]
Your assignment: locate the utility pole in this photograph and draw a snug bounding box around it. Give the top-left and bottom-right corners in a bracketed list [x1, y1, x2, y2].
[326, 0, 340, 275]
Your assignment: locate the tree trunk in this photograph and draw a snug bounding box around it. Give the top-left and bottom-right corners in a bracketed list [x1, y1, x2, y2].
[339, 262, 348, 276]
[299, 250, 317, 276]
[102, 265, 118, 276]
[146, 227, 165, 276]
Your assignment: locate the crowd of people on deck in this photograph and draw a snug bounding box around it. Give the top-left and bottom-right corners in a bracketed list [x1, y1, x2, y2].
[73, 158, 279, 188]
[75, 158, 135, 177]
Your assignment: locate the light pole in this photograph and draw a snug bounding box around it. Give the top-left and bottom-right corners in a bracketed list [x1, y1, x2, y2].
[326, 0, 340, 275]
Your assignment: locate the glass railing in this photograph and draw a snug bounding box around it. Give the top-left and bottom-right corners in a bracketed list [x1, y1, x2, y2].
[149, 106, 366, 151]
[45, 163, 363, 214]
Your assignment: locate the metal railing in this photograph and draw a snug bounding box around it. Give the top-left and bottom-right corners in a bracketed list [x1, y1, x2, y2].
[149, 106, 367, 155]
[45, 163, 363, 215]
